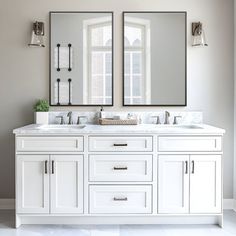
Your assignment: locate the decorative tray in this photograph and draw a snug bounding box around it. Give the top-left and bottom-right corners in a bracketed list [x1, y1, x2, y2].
[99, 118, 138, 125]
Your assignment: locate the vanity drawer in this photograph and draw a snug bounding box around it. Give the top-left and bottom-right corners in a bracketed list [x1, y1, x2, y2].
[89, 155, 152, 182]
[89, 136, 153, 152]
[89, 185, 152, 214]
[158, 136, 222, 152]
[16, 136, 84, 152]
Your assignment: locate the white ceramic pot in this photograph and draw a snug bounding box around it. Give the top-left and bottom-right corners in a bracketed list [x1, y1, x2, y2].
[35, 112, 49, 125]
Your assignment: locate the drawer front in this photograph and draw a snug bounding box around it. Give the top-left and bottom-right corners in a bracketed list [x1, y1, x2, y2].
[89, 136, 153, 152]
[89, 185, 152, 214]
[158, 136, 222, 152]
[16, 137, 84, 152]
[89, 155, 153, 182]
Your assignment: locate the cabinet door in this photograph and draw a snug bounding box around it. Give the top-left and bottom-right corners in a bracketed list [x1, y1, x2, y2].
[158, 155, 189, 213]
[16, 155, 50, 213]
[50, 155, 83, 213]
[190, 155, 221, 213]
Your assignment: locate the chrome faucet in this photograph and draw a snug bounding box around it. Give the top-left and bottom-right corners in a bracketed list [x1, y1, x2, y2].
[164, 111, 170, 124]
[67, 111, 73, 125]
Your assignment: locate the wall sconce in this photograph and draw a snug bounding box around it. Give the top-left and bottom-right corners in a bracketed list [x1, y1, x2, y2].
[192, 22, 208, 47]
[28, 21, 45, 47]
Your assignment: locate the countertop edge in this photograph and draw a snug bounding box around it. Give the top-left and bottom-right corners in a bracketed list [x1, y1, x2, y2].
[13, 124, 226, 135]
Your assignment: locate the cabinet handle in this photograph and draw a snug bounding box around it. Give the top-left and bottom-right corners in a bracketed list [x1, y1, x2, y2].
[113, 197, 128, 201]
[52, 160, 55, 174]
[113, 143, 128, 147]
[191, 160, 195, 174]
[113, 166, 128, 170]
[185, 161, 188, 174]
[44, 160, 48, 174]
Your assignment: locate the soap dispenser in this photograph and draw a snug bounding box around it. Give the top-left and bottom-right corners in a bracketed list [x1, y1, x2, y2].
[97, 106, 104, 124]
[99, 106, 104, 118]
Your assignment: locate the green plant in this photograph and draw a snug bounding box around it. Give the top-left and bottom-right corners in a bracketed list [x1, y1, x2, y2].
[34, 99, 50, 112]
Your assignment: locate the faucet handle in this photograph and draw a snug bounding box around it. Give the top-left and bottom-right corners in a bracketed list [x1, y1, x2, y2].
[56, 116, 65, 125]
[77, 116, 87, 125]
[173, 116, 182, 125]
[67, 111, 73, 124]
[151, 116, 161, 124]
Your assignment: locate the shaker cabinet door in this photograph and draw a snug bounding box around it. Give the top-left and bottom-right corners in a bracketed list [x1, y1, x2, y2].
[158, 155, 189, 213]
[16, 155, 50, 214]
[190, 155, 222, 213]
[50, 155, 84, 214]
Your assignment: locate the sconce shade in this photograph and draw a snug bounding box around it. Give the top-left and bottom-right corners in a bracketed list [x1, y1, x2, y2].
[192, 22, 208, 47]
[28, 21, 45, 47]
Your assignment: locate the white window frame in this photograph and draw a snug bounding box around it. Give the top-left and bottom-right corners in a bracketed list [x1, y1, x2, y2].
[124, 16, 151, 104]
[83, 17, 112, 104]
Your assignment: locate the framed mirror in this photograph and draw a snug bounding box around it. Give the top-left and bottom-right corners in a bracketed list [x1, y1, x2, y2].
[123, 12, 187, 106]
[50, 12, 113, 106]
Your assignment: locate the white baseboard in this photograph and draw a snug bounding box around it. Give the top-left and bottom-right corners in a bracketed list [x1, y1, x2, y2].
[0, 199, 235, 211]
[0, 199, 15, 209]
[223, 199, 235, 210]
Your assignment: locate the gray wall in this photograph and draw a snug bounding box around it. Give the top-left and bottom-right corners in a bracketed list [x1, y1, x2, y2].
[0, 0, 234, 199]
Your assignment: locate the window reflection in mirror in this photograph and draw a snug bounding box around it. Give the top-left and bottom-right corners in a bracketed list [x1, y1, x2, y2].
[50, 12, 113, 106]
[124, 17, 151, 105]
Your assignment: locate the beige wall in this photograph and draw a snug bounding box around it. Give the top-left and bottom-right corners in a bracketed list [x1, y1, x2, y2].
[0, 0, 234, 198]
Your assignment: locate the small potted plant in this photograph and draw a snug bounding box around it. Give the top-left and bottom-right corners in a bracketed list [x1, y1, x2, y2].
[34, 99, 50, 124]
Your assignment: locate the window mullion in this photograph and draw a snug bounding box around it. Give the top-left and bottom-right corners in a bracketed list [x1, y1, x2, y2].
[103, 52, 106, 104]
[130, 52, 133, 104]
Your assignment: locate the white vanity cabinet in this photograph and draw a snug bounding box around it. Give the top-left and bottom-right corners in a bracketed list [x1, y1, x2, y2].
[50, 155, 83, 214]
[17, 155, 50, 214]
[89, 185, 152, 214]
[16, 154, 83, 214]
[89, 154, 153, 182]
[14, 126, 224, 227]
[158, 154, 221, 214]
[189, 155, 221, 213]
[158, 155, 189, 213]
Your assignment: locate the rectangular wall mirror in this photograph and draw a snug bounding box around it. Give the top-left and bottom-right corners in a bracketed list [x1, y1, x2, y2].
[123, 12, 186, 106]
[50, 12, 113, 106]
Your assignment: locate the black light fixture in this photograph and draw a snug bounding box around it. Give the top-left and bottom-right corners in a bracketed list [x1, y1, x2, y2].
[192, 22, 208, 47]
[28, 21, 45, 47]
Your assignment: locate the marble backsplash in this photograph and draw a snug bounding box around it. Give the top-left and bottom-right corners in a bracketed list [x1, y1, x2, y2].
[48, 111, 203, 125]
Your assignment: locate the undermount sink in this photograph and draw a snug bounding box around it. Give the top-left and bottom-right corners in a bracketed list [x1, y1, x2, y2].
[154, 124, 203, 129]
[175, 124, 203, 129]
[37, 125, 86, 130]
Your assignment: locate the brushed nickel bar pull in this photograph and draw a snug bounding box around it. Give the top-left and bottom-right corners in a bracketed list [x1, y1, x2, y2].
[113, 143, 128, 147]
[191, 160, 195, 174]
[185, 161, 188, 174]
[45, 160, 48, 174]
[113, 197, 128, 201]
[52, 160, 55, 174]
[113, 167, 128, 170]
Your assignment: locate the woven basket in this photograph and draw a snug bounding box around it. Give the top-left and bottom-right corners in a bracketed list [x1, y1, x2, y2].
[99, 118, 138, 125]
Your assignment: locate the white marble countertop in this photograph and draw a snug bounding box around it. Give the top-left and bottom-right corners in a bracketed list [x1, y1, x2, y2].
[13, 124, 225, 135]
